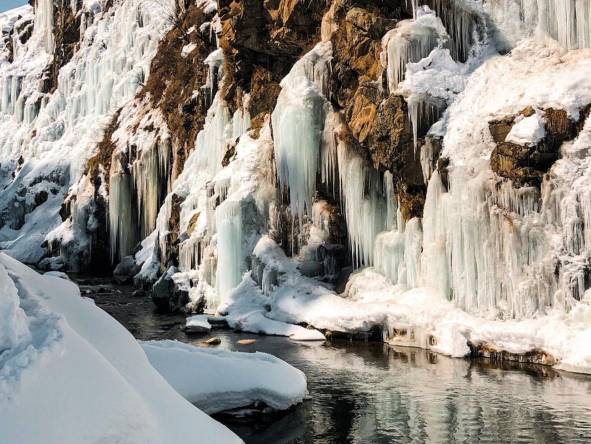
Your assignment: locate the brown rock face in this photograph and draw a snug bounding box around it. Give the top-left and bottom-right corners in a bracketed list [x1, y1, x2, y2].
[366, 95, 416, 178]
[490, 106, 591, 186]
[218, 0, 330, 132]
[140, 3, 217, 179]
[160, 193, 184, 269]
[40, 0, 83, 93]
[328, 1, 431, 219]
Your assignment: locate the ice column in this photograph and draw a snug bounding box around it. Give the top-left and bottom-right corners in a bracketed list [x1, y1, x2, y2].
[34, 0, 55, 53]
[272, 42, 332, 220]
[215, 199, 242, 305]
[109, 167, 137, 262]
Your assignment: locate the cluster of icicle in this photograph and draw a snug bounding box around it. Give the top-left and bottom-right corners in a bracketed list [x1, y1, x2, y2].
[106, 0, 591, 323]
[255, 0, 591, 320]
[409, 0, 591, 51]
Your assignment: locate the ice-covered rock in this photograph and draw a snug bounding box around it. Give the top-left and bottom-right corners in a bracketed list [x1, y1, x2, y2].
[184, 314, 212, 333]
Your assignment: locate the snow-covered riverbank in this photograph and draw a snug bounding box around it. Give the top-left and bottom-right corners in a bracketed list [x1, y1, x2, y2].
[0, 253, 306, 443]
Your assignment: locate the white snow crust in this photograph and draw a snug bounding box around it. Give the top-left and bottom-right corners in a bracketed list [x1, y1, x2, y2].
[0, 253, 240, 443]
[141, 339, 308, 414]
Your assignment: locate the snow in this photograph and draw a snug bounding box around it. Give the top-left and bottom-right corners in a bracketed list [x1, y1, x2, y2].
[220, 236, 591, 374]
[0, 253, 240, 443]
[181, 42, 197, 58]
[185, 314, 212, 332]
[141, 340, 308, 414]
[505, 109, 547, 146]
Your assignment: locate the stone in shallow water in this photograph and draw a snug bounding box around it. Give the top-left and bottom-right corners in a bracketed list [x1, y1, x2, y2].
[184, 315, 212, 334]
[237, 339, 257, 346]
[203, 337, 221, 346]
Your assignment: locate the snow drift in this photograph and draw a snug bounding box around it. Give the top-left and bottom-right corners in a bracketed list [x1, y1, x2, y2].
[0, 252, 240, 444]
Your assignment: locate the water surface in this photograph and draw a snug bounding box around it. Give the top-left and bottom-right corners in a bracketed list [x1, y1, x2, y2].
[80, 277, 591, 443]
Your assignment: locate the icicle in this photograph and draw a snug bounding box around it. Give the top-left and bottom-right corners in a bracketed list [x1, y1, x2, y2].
[320, 111, 388, 268]
[484, 0, 591, 50]
[383, 9, 443, 93]
[204, 49, 224, 106]
[407, 95, 444, 152]
[272, 43, 331, 221]
[34, 0, 55, 53]
[215, 199, 243, 305]
[195, 97, 232, 177]
[109, 168, 137, 263]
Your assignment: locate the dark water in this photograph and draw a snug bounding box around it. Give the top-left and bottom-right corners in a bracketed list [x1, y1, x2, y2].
[79, 277, 591, 444]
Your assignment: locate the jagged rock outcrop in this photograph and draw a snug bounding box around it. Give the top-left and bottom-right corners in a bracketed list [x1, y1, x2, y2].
[325, 1, 428, 219]
[490, 105, 591, 186]
[218, 0, 330, 132]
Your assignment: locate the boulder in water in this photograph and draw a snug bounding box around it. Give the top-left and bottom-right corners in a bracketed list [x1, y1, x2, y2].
[113, 255, 140, 284]
[151, 267, 189, 313]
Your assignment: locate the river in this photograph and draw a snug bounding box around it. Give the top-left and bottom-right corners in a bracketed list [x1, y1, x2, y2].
[78, 277, 591, 444]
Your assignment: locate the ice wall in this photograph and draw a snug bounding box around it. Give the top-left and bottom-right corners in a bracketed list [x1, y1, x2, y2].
[0, 0, 175, 265]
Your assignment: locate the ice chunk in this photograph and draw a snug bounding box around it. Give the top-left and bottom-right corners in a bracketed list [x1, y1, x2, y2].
[185, 314, 212, 333]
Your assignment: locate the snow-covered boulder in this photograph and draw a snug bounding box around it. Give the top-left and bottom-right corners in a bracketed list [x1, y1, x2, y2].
[141, 340, 308, 414]
[184, 314, 212, 333]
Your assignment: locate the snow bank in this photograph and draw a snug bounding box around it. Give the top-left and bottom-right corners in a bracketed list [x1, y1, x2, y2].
[220, 275, 326, 341]
[141, 340, 308, 414]
[225, 237, 591, 374]
[0, 253, 240, 444]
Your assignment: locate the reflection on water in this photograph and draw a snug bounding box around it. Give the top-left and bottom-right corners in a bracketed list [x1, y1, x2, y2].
[82, 279, 591, 444]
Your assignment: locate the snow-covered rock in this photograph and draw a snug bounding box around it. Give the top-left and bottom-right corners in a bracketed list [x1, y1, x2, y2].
[141, 340, 308, 414]
[185, 314, 212, 333]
